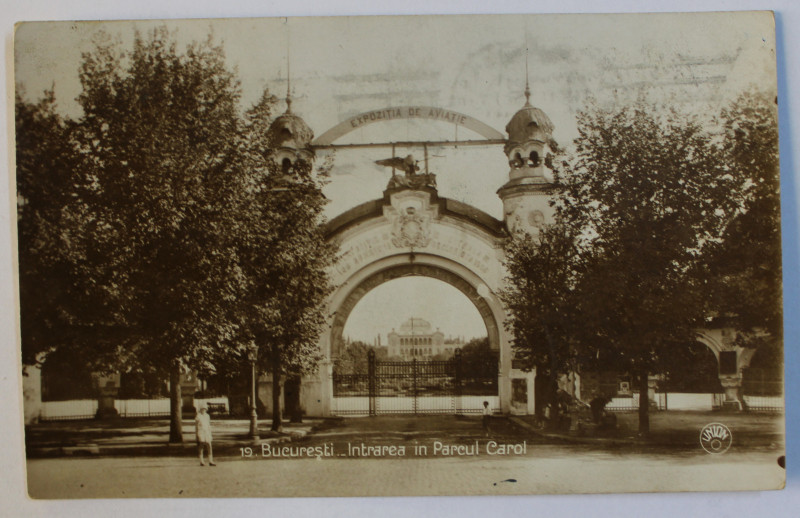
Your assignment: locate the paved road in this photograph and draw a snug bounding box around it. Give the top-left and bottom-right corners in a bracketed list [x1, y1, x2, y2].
[27, 443, 785, 498]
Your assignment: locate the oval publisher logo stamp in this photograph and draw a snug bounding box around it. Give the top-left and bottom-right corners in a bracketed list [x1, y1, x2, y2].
[700, 423, 732, 454]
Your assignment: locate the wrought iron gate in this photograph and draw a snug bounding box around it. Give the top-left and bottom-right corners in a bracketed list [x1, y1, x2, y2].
[332, 349, 498, 415]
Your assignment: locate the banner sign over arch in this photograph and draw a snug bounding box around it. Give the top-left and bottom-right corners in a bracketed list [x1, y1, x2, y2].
[312, 106, 506, 146]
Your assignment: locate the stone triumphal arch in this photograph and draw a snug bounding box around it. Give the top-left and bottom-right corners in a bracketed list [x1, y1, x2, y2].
[274, 95, 563, 417]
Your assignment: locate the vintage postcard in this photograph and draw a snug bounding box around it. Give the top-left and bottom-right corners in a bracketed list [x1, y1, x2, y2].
[14, 12, 784, 499]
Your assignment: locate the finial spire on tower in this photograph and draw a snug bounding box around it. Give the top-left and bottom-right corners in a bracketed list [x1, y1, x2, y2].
[285, 25, 292, 113]
[524, 36, 531, 106]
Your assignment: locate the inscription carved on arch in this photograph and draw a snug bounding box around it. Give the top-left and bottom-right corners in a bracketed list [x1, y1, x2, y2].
[312, 105, 505, 146]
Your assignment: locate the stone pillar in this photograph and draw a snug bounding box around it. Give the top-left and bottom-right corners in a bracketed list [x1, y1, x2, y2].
[319, 359, 333, 417]
[257, 373, 283, 416]
[92, 372, 121, 418]
[716, 346, 755, 411]
[498, 346, 512, 414]
[720, 375, 744, 411]
[180, 372, 200, 412]
[508, 360, 535, 416]
[526, 368, 536, 415]
[647, 376, 659, 406]
[696, 328, 756, 411]
[22, 364, 42, 425]
[499, 370, 510, 414]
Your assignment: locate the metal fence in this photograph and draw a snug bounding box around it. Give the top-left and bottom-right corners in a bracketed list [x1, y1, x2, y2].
[743, 395, 784, 412]
[332, 349, 498, 416]
[114, 398, 170, 417]
[39, 400, 98, 421]
[605, 393, 718, 412]
[38, 397, 230, 421]
[603, 392, 784, 413]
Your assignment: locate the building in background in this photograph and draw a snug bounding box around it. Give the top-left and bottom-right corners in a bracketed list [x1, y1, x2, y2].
[386, 317, 464, 359]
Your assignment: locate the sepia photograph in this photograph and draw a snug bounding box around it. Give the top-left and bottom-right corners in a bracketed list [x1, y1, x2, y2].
[8, 4, 792, 510]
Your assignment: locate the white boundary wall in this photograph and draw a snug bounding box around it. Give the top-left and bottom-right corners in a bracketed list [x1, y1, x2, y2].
[39, 397, 230, 421]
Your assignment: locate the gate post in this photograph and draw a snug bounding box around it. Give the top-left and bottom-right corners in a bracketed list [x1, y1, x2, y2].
[368, 349, 376, 416]
[454, 349, 463, 414]
[412, 358, 418, 415]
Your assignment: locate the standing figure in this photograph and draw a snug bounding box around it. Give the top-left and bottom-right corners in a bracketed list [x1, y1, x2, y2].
[196, 405, 215, 466]
[482, 401, 491, 437]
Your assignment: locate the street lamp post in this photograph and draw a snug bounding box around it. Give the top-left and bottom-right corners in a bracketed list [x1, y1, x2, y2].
[247, 343, 259, 440]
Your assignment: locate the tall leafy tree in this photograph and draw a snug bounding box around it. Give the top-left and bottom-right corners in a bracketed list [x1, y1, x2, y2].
[71, 27, 243, 442]
[334, 340, 387, 375]
[500, 223, 582, 424]
[706, 91, 782, 353]
[556, 102, 737, 434]
[16, 89, 80, 365]
[229, 90, 338, 432]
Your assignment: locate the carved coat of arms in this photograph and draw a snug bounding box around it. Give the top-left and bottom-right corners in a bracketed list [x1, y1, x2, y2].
[392, 207, 431, 248]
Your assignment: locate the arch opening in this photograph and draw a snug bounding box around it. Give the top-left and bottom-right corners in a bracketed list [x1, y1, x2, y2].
[330, 263, 501, 360]
[327, 260, 504, 416]
[339, 276, 488, 362]
[658, 341, 724, 393]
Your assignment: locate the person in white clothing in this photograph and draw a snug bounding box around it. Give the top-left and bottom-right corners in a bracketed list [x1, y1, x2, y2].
[195, 405, 215, 466]
[482, 401, 491, 437]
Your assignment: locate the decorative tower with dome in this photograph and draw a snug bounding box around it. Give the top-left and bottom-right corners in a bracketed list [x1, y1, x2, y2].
[266, 79, 315, 177]
[497, 77, 558, 236]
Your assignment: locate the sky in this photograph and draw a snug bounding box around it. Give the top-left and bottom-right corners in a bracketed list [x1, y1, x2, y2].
[15, 13, 777, 218]
[342, 277, 487, 343]
[13, 12, 778, 344]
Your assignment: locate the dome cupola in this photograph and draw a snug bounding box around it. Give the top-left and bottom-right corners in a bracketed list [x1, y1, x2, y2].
[502, 82, 557, 182]
[267, 111, 314, 151]
[266, 93, 315, 174]
[505, 104, 554, 152]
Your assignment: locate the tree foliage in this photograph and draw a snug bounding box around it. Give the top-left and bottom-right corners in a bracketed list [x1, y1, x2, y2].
[500, 224, 581, 372]
[500, 100, 765, 433]
[458, 337, 498, 383]
[705, 92, 782, 345]
[227, 90, 338, 430]
[333, 340, 387, 374]
[72, 27, 247, 438]
[500, 222, 583, 424]
[559, 103, 741, 432]
[17, 28, 340, 437]
[16, 89, 83, 365]
[71, 27, 244, 374]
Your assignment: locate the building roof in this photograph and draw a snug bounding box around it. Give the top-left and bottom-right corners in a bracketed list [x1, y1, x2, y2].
[505, 104, 555, 144]
[396, 317, 439, 335]
[267, 111, 314, 150]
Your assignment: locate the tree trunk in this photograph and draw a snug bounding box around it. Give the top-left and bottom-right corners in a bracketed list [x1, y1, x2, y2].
[271, 349, 282, 432]
[542, 324, 565, 430]
[169, 362, 183, 443]
[286, 375, 303, 423]
[638, 367, 650, 436]
[547, 375, 562, 431]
